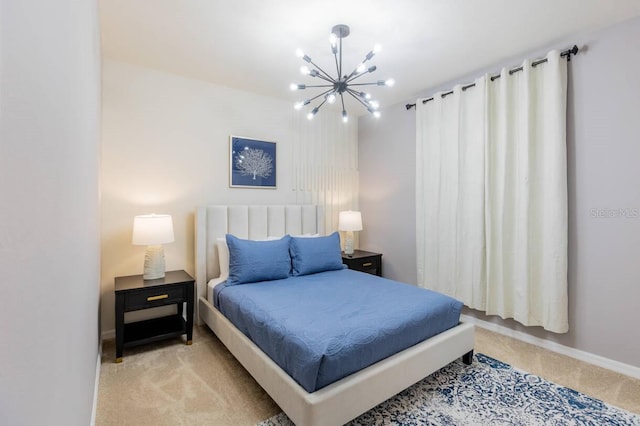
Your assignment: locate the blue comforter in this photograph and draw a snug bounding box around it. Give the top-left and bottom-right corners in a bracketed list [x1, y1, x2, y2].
[214, 268, 462, 392]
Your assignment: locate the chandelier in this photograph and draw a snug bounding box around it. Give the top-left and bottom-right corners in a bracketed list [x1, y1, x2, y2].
[290, 24, 394, 123]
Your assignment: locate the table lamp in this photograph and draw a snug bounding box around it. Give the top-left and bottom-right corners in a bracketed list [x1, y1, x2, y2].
[132, 214, 175, 280]
[338, 210, 362, 257]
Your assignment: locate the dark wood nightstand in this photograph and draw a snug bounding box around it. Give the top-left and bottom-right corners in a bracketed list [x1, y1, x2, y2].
[114, 270, 194, 363]
[342, 250, 382, 276]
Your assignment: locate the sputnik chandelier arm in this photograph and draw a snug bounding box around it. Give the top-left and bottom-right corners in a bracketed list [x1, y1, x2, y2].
[290, 24, 394, 123]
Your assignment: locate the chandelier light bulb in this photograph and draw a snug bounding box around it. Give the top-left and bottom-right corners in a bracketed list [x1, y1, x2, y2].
[307, 107, 319, 120]
[296, 48, 312, 63]
[369, 100, 379, 109]
[327, 93, 336, 104]
[357, 63, 366, 73]
[330, 33, 338, 54]
[365, 45, 382, 61]
[329, 33, 338, 46]
[290, 83, 298, 91]
[294, 99, 311, 110]
[300, 66, 310, 75]
[385, 78, 395, 87]
[367, 107, 381, 118]
[342, 110, 348, 123]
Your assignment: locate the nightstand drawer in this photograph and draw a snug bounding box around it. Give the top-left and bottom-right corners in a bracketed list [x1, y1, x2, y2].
[342, 250, 383, 276]
[350, 259, 379, 272]
[125, 286, 185, 310]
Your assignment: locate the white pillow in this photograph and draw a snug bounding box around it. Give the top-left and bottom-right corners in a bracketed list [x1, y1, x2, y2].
[217, 237, 230, 280]
[293, 233, 320, 238]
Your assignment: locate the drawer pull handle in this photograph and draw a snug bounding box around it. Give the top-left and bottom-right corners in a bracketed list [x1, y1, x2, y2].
[147, 294, 169, 301]
[362, 262, 373, 267]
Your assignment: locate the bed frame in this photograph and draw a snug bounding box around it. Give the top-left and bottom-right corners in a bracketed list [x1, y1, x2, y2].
[195, 205, 474, 426]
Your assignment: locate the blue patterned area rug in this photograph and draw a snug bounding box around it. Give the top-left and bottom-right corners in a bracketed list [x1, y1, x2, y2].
[257, 353, 640, 425]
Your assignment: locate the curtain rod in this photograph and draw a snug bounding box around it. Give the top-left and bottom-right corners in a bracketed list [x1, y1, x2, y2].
[405, 45, 579, 111]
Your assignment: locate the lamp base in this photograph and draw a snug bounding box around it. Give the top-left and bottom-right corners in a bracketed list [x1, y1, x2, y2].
[344, 231, 355, 256]
[143, 245, 166, 280]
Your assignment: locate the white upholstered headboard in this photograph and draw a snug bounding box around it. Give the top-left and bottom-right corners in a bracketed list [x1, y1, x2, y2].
[194, 205, 324, 303]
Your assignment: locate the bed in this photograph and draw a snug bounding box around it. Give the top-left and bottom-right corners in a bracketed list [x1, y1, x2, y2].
[195, 205, 474, 426]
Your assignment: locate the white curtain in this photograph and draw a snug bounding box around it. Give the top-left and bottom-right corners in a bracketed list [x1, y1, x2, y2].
[416, 50, 568, 333]
[292, 109, 359, 234]
[416, 77, 487, 311]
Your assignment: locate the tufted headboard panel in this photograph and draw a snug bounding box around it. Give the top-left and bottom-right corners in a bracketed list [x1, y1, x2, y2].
[194, 205, 324, 303]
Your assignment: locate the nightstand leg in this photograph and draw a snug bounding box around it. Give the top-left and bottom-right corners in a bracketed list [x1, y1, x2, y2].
[115, 292, 125, 362]
[186, 281, 194, 344]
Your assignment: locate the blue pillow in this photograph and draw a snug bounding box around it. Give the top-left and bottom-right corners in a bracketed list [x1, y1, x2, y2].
[290, 232, 343, 276]
[226, 234, 292, 285]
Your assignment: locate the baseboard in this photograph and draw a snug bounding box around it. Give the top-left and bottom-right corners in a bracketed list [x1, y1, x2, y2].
[461, 314, 640, 380]
[90, 340, 102, 426]
[101, 329, 115, 340]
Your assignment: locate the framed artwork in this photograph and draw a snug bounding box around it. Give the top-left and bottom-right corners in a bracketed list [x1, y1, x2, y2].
[229, 136, 277, 188]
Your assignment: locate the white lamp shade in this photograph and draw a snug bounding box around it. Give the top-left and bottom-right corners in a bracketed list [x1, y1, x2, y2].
[338, 211, 363, 232]
[132, 214, 175, 245]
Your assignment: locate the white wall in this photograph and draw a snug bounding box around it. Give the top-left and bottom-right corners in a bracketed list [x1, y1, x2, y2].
[359, 16, 640, 368]
[0, 2, 101, 425]
[101, 60, 356, 333]
[359, 109, 417, 283]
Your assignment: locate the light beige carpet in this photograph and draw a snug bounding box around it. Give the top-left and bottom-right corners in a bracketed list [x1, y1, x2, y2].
[96, 326, 640, 425]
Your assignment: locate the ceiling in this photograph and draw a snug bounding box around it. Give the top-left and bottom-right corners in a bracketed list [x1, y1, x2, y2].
[100, 0, 640, 116]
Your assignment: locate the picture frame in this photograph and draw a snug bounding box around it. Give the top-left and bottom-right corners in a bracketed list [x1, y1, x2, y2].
[229, 135, 277, 189]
